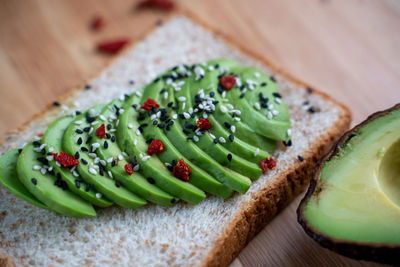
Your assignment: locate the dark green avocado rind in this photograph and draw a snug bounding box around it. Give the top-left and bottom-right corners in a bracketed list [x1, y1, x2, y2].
[139, 81, 233, 198]
[63, 106, 146, 209]
[187, 61, 271, 164]
[17, 143, 96, 218]
[175, 69, 262, 179]
[0, 149, 47, 209]
[89, 99, 177, 206]
[42, 115, 113, 207]
[297, 103, 400, 266]
[118, 95, 206, 204]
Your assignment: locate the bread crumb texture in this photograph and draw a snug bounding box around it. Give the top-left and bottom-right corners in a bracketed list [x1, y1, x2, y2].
[0, 15, 349, 267]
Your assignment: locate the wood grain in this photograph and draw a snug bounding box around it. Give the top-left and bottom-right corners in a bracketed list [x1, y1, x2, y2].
[0, 0, 399, 266]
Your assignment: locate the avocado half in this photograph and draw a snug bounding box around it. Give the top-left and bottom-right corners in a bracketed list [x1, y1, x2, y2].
[298, 103, 400, 265]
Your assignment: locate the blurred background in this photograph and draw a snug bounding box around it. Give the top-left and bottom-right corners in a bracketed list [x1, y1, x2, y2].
[0, 0, 399, 266]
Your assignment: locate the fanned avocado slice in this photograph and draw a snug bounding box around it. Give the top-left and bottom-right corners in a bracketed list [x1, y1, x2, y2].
[186, 61, 272, 164]
[0, 149, 47, 209]
[88, 98, 177, 206]
[42, 115, 113, 208]
[138, 81, 233, 198]
[174, 68, 262, 179]
[63, 106, 146, 209]
[203, 59, 278, 151]
[118, 94, 206, 204]
[298, 104, 400, 265]
[17, 143, 96, 218]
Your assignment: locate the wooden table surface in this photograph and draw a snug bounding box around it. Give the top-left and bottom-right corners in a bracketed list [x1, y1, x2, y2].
[0, 0, 399, 266]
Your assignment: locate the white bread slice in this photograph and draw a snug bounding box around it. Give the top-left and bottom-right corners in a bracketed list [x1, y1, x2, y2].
[0, 14, 350, 267]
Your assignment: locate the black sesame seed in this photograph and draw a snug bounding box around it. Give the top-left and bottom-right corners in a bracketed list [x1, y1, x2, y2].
[147, 177, 155, 184]
[75, 129, 83, 134]
[167, 102, 173, 107]
[106, 133, 111, 139]
[297, 155, 304, 162]
[168, 121, 174, 126]
[229, 135, 234, 142]
[227, 153, 232, 161]
[81, 147, 88, 152]
[99, 167, 104, 176]
[307, 107, 316, 114]
[137, 114, 145, 121]
[157, 123, 165, 129]
[75, 180, 81, 188]
[270, 76, 276, 82]
[107, 124, 112, 130]
[111, 136, 116, 143]
[187, 136, 193, 140]
[31, 178, 37, 185]
[171, 198, 176, 204]
[85, 184, 90, 192]
[18, 148, 22, 154]
[210, 92, 215, 97]
[213, 138, 218, 144]
[115, 181, 121, 187]
[139, 123, 148, 128]
[283, 140, 292, 147]
[84, 84, 91, 90]
[129, 80, 135, 85]
[153, 77, 160, 83]
[183, 129, 190, 135]
[104, 141, 108, 149]
[85, 136, 92, 144]
[83, 127, 91, 132]
[53, 101, 60, 106]
[132, 104, 138, 110]
[77, 137, 83, 145]
[75, 110, 81, 115]
[33, 141, 41, 146]
[172, 106, 178, 110]
[146, 138, 154, 144]
[41, 148, 46, 155]
[81, 159, 88, 165]
[111, 160, 116, 167]
[61, 181, 68, 190]
[37, 157, 48, 165]
[224, 122, 231, 128]
[153, 120, 158, 125]
[273, 92, 282, 98]
[159, 88, 166, 94]
[307, 87, 313, 94]
[261, 82, 267, 87]
[303, 100, 310, 106]
[215, 63, 219, 68]
[75, 152, 80, 159]
[240, 93, 245, 99]
[57, 173, 62, 179]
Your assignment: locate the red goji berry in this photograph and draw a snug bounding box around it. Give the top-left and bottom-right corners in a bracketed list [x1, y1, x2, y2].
[219, 75, 236, 91]
[125, 163, 133, 175]
[260, 157, 276, 172]
[97, 39, 130, 54]
[51, 152, 79, 167]
[141, 98, 160, 111]
[137, 0, 175, 10]
[95, 124, 106, 139]
[197, 118, 211, 130]
[172, 159, 190, 181]
[91, 15, 104, 31]
[147, 139, 164, 155]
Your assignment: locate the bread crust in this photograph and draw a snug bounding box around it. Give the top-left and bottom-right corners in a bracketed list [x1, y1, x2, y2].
[0, 9, 352, 267]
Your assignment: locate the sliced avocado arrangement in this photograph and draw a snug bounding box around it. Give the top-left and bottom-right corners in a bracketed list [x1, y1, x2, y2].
[298, 104, 400, 265]
[0, 59, 291, 217]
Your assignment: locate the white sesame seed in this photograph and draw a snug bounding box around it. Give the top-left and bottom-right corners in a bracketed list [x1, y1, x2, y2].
[182, 102, 186, 110]
[188, 107, 193, 114]
[136, 129, 142, 136]
[234, 117, 241, 122]
[75, 120, 83, 125]
[254, 72, 260, 78]
[39, 144, 46, 150]
[48, 166, 53, 172]
[254, 102, 261, 110]
[122, 152, 128, 157]
[40, 168, 47, 175]
[178, 96, 186, 102]
[268, 104, 274, 110]
[183, 112, 190, 119]
[227, 104, 234, 110]
[73, 171, 79, 177]
[219, 137, 226, 143]
[272, 110, 279, 116]
[88, 153, 96, 158]
[70, 166, 77, 173]
[150, 114, 157, 120]
[107, 157, 113, 163]
[193, 136, 199, 142]
[48, 147, 54, 152]
[222, 91, 226, 98]
[133, 164, 140, 172]
[33, 165, 41, 170]
[100, 160, 106, 166]
[142, 156, 151, 161]
[134, 139, 138, 146]
[46, 156, 54, 161]
[128, 123, 133, 129]
[136, 91, 142, 97]
[89, 127, 94, 135]
[203, 113, 208, 119]
[99, 115, 107, 121]
[208, 65, 215, 71]
[287, 129, 292, 136]
[231, 110, 241, 115]
[172, 114, 178, 120]
[91, 121, 99, 126]
[267, 112, 273, 119]
[108, 171, 113, 179]
[231, 125, 236, 133]
[95, 193, 102, 199]
[118, 155, 124, 161]
[165, 162, 171, 167]
[164, 92, 168, 100]
[254, 148, 260, 156]
[89, 168, 97, 175]
[94, 157, 100, 164]
[275, 98, 282, 104]
[220, 105, 228, 113]
[55, 161, 61, 167]
[209, 133, 216, 139]
[116, 119, 120, 127]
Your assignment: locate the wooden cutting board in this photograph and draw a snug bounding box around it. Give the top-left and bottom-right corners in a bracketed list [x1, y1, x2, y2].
[0, 0, 399, 266]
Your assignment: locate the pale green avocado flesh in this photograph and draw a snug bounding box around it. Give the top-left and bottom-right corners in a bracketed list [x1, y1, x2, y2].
[0, 59, 291, 217]
[303, 107, 400, 244]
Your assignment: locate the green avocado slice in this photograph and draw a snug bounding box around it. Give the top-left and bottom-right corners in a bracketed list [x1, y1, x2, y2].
[227, 66, 291, 141]
[140, 83, 251, 194]
[0, 148, 47, 209]
[63, 106, 146, 209]
[88, 98, 177, 206]
[174, 71, 262, 179]
[200, 59, 278, 151]
[17, 143, 96, 218]
[118, 94, 206, 204]
[139, 81, 233, 198]
[42, 115, 113, 208]
[186, 62, 272, 164]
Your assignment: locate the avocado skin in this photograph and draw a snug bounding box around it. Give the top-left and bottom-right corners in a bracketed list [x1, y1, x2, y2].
[0, 149, 47, 209]
[297, 103, 400, 266]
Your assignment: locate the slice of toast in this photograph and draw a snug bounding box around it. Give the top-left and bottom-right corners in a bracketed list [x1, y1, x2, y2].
[0, 13, 351, 267]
